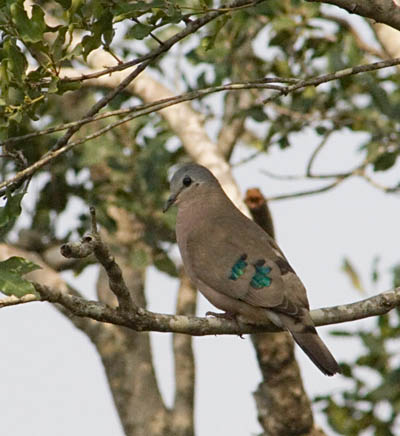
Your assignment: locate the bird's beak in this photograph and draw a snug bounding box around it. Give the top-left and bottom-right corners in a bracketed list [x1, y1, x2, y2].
[163, 194, 176, 213]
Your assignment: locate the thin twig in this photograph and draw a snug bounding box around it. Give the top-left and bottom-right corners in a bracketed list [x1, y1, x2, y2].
[262, 57, 400, 104]
[0, 78, 302, 147]
[268, 177, 347, 201]
[306, 131, 333, 177]
[361, 172, 400, 193]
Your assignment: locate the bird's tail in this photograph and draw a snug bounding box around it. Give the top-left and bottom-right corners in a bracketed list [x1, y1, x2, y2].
[291, 329, 340, 376]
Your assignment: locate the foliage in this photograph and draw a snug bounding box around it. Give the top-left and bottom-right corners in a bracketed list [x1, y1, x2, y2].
[0, 256, 40, 296]
[315, 265, 400, 435]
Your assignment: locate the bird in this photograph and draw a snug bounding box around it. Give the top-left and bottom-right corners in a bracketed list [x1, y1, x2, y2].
[164, 163, 340, 376]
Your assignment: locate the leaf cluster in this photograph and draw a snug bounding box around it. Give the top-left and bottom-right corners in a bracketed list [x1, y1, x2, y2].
[316, 266, 400, 435]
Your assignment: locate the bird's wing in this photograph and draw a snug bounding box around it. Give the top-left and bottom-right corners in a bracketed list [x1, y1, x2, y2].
[185, 212, 309, 315]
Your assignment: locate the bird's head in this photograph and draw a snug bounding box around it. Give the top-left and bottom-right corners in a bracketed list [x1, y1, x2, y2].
[163, 163, 219, 212]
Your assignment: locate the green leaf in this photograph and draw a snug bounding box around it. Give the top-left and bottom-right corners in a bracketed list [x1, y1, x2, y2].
[56, 79, 81, 94]
[129, 23, 153, 40]
[0, 190, 25, 239]
[203, 15, 229, 51]
[373, 151, 398, 172]
[11, 2, 46, 43]
[5, 38, 27, 81]
[329, 330, 353, 337]
[153, 253, 178, 277]
[367, 77, 393, 118]
[82, 34, 101, 59]
[52, 26, 68, 62]
[391, 264, 400, 288]
[0, 256, 40, 297]
[341, 257, 365, 294]
[130, 248, 150, 269]
[0, 256, 41, 275]
[371, 256, 380, 284]
[0, 270, 37, 297]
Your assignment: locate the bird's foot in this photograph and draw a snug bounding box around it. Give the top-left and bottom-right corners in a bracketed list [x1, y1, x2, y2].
[205, 311, 244, 338]
[205, 310, 236, 320]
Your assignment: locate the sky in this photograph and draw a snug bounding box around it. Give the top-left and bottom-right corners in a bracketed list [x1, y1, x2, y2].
[1, 128, 399, 436]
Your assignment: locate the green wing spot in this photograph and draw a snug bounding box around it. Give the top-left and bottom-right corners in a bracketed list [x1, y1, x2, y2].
[229, 254, 248, 280]
[250, 264, 272, 288]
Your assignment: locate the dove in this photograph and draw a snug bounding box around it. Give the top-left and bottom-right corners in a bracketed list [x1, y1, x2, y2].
[164, 163, 340, 376]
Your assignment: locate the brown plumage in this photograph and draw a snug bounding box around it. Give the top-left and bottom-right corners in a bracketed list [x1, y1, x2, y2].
[164, 163, 340, 376]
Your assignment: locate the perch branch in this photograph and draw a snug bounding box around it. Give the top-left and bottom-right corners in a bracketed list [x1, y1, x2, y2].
[18, 282, 399, 336]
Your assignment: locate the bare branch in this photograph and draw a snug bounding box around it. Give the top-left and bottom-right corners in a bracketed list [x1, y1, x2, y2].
[0, 293, 39, 308]
[60, 208, 136, 313]
[267, 177, 347, 201]
[28, 281, 400, 336]
[262, 56, 400, 104]
[361, 172, 400, 193]
[306, 131, 333, 177]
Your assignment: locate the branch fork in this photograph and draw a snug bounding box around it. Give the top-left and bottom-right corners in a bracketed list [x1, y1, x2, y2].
[60, 207, 136, 313]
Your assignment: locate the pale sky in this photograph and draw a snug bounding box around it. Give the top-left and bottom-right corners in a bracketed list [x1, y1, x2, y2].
[1, 128, 399, 435]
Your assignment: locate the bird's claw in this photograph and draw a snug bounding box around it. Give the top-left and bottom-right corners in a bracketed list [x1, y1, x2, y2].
[205, 311, 244, 338]
[205, 310, 236, 320]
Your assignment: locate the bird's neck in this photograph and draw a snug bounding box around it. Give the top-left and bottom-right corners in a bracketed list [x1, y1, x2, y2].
[176, 188, 232, 240]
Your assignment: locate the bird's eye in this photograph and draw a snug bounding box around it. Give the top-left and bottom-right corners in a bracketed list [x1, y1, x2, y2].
[183, 176, 192, 187]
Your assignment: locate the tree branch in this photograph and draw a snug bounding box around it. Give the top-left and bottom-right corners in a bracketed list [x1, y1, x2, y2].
[3, 56, 400, 198]
[23, 281, 400, 336]
[0, 293, 39, 308]
[60, 207, 136, 312]
[172, 272, 197, 436]
[306, 0, 400, 32]
[261, 56, 400, 104]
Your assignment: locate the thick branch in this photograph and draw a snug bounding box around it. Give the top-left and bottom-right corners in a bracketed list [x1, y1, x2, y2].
[172, 273, 197, 436]
[306, 0, 400, 31]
